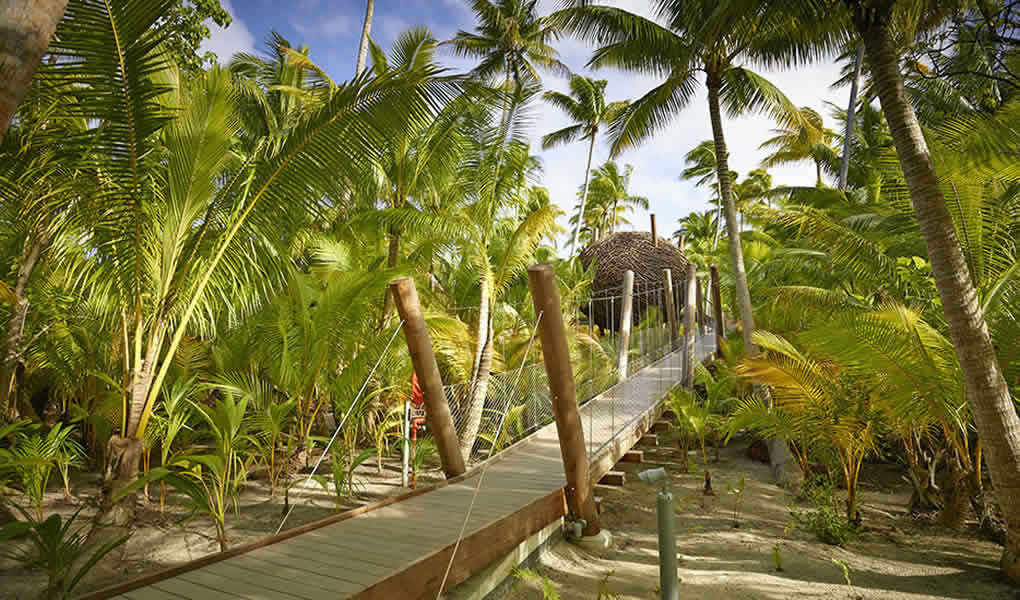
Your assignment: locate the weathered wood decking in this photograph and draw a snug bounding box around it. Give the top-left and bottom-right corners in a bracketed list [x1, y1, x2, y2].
[90, 338, 713, 600]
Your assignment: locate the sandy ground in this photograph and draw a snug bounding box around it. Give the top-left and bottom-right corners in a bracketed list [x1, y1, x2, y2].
[0, 453, 446, 599]
[507, 439, 1016, 600]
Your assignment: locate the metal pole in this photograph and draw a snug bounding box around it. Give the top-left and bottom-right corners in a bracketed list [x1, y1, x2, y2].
[682, 265, 697, 388]
[663, 269, 679, 351]
[616, 270, 634, 379]
[528, 264, 601, 535]
[710, 264, 725, 357]
[401, 400, 410, 487]
[390, 277, 466, 478]
[657, 488, 679, 600]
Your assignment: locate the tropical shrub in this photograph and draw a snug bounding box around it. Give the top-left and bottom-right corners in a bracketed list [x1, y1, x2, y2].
[0, 507, 129, 600]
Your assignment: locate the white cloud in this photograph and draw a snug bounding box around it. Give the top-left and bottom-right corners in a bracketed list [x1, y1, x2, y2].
[200, 0, 257, 63]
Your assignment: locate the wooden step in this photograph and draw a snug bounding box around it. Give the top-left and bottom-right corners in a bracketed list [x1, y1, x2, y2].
[639, 434, 658, 446]
[620, 450, 644, 463]
[653, 420, 671, 433]
[599, 471, 626, 486]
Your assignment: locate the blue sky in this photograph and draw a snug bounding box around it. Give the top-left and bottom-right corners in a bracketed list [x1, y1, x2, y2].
[203, 1, 847, 242]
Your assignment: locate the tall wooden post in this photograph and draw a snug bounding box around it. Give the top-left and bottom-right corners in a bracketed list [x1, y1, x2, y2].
[390, 278, 466, 479]
[616, 270, 634, 379]
[527, 265, 601, 535]
[650, 214, 658, 247]
[682, 264, 697, 388]
[710, 264, 725, 357]
[696, 277, 705, 336]
[678, 235, 685, 251]
[663, 269, 679, 351]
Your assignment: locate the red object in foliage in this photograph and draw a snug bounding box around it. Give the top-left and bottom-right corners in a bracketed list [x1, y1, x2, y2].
[410, 372, 424, 408]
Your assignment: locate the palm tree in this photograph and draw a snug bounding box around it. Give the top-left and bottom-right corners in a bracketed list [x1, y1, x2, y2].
[450, 0, 569, 92]
[584, 161, 647, 239]
[541, 75, 628, 253]
[759, 107, 837, 186]
[732, 168, 773, 230]
[37, 1, 464, 522]
[838, 44, 866, 191]
[362, 28, 468, 322]
[556, 0, 811, 358]
[680, 141, 731, 249]
[840, 0, 1020, 580]
[355, 0, 374, 75]
[0, 0, 68, 142]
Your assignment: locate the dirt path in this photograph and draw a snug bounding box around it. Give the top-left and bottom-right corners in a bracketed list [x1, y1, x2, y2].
[508, 439, 1014, 600]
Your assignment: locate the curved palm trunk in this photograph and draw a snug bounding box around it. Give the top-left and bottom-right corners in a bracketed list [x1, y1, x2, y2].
[0, 0, 67, 143]
[838, 44, 864, 192]
[568, 134, 598, 254]
[355, 0, 374, 76]
[706, 77, 755, 354]
[861, 17, 1020, 582]
[461, 325, 493, 461]
[0, 233, 46, 420]
[463, 277, 492, 461]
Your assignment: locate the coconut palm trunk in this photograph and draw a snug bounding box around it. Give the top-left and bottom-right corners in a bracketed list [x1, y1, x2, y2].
[0, 0, 68, 142]
[462, 324, 493, 461]
[838, 44, 864, 191]
[0, 233, 47, 420]
[569, 134, 597, 253]
[706, 75, 755, 354]
[860, 15, 1020, 581]
[464, 274, 493, 460]
[355, 0, 374, 76]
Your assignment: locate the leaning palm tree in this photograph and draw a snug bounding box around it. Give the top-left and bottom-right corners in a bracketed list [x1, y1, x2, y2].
[555, 0, 811, 358]
[0, 0, 68, 141]
[541, 75, 628, 253]
[769, 0, 1020, 580]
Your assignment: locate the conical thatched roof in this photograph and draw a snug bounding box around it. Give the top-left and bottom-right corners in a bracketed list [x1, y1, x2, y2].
[579, 231, 689, 330]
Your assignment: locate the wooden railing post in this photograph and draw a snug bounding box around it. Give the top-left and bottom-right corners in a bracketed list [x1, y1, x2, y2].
[616, 270, 634, 379]
[710, 264, 725, 357]
[527, 265, 601, 535]
[663, 268, 679, 351]
[682, 264, 697, 388]
[390, 277, 466, 479]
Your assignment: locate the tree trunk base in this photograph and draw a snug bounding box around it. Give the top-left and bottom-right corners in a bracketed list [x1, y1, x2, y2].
[99, 435, 142, 527]
[1001, 536, 1020, 584]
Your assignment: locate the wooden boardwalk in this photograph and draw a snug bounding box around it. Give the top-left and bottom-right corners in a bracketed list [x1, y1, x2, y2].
[93, 338, 713, 600]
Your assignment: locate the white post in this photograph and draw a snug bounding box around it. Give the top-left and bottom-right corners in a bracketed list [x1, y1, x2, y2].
[616, 270, 634, 380]
[682, 264, 697, 388]
[401, 400, 410, 487]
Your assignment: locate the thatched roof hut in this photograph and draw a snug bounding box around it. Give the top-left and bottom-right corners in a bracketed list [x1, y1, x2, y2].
[579, 231, 689, 330]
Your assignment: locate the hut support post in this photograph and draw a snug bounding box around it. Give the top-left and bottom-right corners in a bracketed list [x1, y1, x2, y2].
[528, 265, 601, 535]
[650, 214, 658, 247]
[616, 270, 634, 379]
[682, 264, 697, 388]
[390, 277, 466, 479]
[663, 269, 679, 351]
[710, 264, 725, 357]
